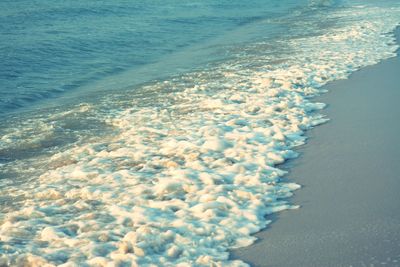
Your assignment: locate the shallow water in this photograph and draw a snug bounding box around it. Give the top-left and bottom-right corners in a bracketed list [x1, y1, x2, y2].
[1, 0, 400, 266]
[0, 0, 310, 114]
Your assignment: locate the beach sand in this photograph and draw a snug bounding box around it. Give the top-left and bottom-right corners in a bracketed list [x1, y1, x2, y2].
[231, 28, 400, 266]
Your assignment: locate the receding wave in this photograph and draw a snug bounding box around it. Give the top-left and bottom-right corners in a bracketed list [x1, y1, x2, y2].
[0, 4, 399, 267]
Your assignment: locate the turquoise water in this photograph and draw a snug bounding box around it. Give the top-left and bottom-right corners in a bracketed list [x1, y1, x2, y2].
[0, 0, 308, 114]
[1, 0, 400, 266]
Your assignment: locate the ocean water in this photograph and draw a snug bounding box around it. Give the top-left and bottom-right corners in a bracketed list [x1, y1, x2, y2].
[1, 0, 400, 266]
[0, 0, 310, 114]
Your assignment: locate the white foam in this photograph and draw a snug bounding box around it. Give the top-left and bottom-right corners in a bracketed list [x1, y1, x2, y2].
[1, 5, 400, 267]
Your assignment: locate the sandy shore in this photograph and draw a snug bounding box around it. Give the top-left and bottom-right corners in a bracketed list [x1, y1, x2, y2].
[231, 28, 400, 266]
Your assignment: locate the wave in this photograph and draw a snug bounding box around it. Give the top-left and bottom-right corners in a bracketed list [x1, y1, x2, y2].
[0, 4, 400, 267]
[308, 0, 342, 8]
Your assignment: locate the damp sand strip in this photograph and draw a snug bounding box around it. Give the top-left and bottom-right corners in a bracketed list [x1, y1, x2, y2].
[232, 27, 400, 267]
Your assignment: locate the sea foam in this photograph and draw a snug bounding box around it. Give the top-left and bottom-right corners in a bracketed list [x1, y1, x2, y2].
[1, 5, 400, 267]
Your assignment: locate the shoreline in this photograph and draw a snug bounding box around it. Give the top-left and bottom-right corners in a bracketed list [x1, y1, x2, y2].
[231, 27, 400, 266]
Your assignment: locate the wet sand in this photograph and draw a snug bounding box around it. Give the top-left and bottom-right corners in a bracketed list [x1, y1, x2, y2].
[232, 28, 400, 266]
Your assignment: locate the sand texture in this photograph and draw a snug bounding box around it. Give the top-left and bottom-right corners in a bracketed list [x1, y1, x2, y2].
[232, 28, 400, 267]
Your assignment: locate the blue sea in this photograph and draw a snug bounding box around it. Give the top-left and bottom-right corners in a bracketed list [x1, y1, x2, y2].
[0, 0, 310, 114]
[1, 0, 400, 265]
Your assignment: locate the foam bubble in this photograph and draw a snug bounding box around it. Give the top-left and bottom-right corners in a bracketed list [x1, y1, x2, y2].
[1, 4, 400, 267]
